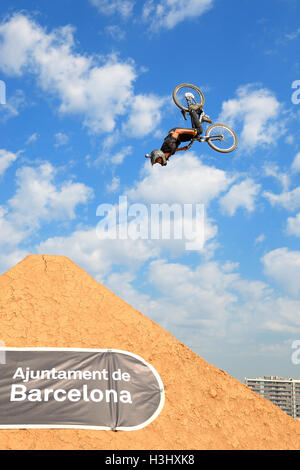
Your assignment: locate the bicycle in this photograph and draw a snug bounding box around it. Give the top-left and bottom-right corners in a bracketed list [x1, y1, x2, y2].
[172, 83, 238, 154]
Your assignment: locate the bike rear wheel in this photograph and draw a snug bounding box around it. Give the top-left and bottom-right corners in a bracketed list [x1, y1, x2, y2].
[205, 124, 238, 153]
[172, 83, 205, 111]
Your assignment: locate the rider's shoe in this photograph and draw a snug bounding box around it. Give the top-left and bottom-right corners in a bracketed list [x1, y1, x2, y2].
[203, 115, 212, 123]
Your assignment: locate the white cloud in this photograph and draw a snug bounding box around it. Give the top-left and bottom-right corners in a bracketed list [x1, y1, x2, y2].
[0, 89, 26, 121]
[8, 162, 93, 229]
[25, 133, 39, 145]
[123, 94, 167, 137]
[148, 258, 237, 299]
[286, 212, 300, 237]
[35, 227, 159, 281]
[106, 176, 120, 192]
[291, 152, 300, 173]
[0, 248, 30, 274]
[54, 132, 69, 147]
[263, 186, 300, 211]
[110, 146, 132, 165]
[285, 135, 294, 145]
[262, 159, 300, 212]
[94, 145, 132, 166]
[0, 14, 166, 137]
[263, 163, 290, 190]
[0, 149, 18, 176]
[0, 148, 230, 278]
[232, 278, 270, 302]
[219, 178, 261, 216]
[0, 15, 42, 75]
[90, 0, 134, 18]
[285, 27, 300, 40]
[105, 271, 152, 310]
[103, 255, 300, 352]
[143, 0, 213, 30]
[29, 154, 228, 279]
[0, 206, 25, 247]
[129, 258, 239, 333]
[104, 258, 281, 343]
[96, 195, 216, 257]
[254, 233, 265, 245]
[0, 14, 137, 134]
[105, 25, 126, 41]
[127, 151, 233, 205]
[121, 152, 230, 254]
[0, 157, 94, 275]
[219, 84, 284, 151]
[0, 160, 98, 275]
[254, 297, 300, 334]
[262, 247, 300, 297]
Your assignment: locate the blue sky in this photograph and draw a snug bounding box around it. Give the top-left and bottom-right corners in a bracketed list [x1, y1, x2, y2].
[1, 0, 300, 382]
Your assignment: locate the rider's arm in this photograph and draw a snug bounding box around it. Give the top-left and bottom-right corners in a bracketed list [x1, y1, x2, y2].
[172, 128, 198, 153]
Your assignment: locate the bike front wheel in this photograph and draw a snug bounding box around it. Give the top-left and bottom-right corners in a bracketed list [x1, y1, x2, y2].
[205, 123, 238, 153]
[172, 83, 205, 111]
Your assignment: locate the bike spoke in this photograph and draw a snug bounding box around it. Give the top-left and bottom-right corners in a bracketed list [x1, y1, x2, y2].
[175, 86, 203, 109]
[208, 126, 235, 151]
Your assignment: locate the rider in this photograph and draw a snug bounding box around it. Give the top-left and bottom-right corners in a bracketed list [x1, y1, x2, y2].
[146, 107, 211, 166]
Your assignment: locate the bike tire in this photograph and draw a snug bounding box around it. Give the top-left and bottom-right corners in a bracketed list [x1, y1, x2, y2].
[172, 83, 205, 111]
[205, 123, 238, 153]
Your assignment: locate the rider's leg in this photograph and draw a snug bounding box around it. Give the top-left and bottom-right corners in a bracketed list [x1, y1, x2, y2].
[189, 109, 203, 136]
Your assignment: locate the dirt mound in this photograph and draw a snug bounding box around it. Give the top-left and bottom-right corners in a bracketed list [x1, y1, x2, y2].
[0, 254, 300, 450]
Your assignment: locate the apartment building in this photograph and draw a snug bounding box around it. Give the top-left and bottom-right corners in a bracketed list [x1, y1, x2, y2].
[245, 376, 300, 419]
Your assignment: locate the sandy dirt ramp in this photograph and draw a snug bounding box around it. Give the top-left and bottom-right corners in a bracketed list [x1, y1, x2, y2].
[0, 255, 300, 450]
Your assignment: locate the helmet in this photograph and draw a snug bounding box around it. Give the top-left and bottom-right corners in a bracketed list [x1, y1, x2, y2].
[145, 149, 167, 166]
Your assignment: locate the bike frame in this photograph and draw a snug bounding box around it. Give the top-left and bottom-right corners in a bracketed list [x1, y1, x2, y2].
[182, 95, 223, 149]
[199, 135, 223, 141]
[181, 97, 220, 149]
[184, 133, 223, 151]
